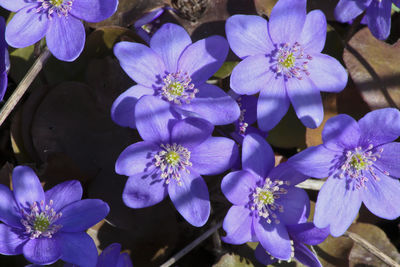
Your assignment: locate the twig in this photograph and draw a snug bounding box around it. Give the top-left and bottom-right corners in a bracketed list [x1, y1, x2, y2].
[0, 48, 51, 127]
[160, 221, 223, 267]
[296, 179, 324, 191]
[344, 231, 400, 267]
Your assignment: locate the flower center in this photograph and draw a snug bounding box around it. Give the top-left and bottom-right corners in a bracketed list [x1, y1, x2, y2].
[168, 82, 185, 96]
[339, 144, 388, 189]
[165, 151, 180, 165]
[251, 178, 289, 224]
[257, 190, 275, 205]
[21, 200, 62, 239]
[349, 153, 368, 171]
[36, 0, 73, 18]
[154, 143, 192, 185]
[160, 71, 199, 105]
[50, 0, 63, 6]
[280, 53, 296, 68]
[33, 215, 50, 232]
[272, 42, 312, 80]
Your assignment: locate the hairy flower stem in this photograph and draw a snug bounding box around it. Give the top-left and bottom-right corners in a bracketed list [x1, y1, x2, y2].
[0, 47, 51, 127]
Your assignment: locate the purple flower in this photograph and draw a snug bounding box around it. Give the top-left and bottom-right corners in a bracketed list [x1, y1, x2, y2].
[111, 23, 240, 128]
[255, 222, 329, 267]
[0, 16, 8, 101]
[289, 108, 400, 236]
[0, 0, 118, 61]
[0, 166, 110, 266]
[335, 0, 399, 40]
[65, 243, 132, 267]
[115, 96, 238, 227]
[226, 0, 348, 130]
[229, 93, 267, 144]
[220, 133, 309, 259]
[134, 7, 165, 43]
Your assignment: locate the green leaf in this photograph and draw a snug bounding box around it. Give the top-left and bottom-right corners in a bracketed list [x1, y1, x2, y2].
[214, 61, 238, 79]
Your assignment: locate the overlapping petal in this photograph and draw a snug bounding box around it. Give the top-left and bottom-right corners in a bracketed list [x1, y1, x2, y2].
[114, 42, 166, 87]
[374, 142, 400, 177]
[257, 76, 289, 131]
[111, 85, 154, 129]
[0, 224, 26, 255]
[299, 10, 327, 53]
[221, 170, 256, 206]
[168, 171, 210, 227]
[115, 141, 160, 176]
[97, 243, 121, 267]
[150, 23, 191, 72]
[225, 15, 273, 58]
[178, 35, 228, 85]
[268, 0, 306, 44]
[179, 83, 240, 125]
[288, 145, 338, 179]
[122, 171, 167, 208]
[239, 95, 258, 125]
[230, 54, 272, 95]
[46, 16, 85, 62]
[293, 242, 322, 267]
[286, 77, 324, 129]
[170, 117, 214, 150]
[0, 71, 8, 101]
[307, 54, 348, 93]
[322, 114, 360, 151]
[362, 174, 400, 219]
[0, 185, 22, 228]
[276, 187, 309, 225]
[135, 96, 176, 143]
[44, 180, 83, 212]
[358, 108, 400, 147]
[254, 244, 276, 265]
[269, 162, 309, 186]
[70, 0, 118, 23]
[0, 0, 30, 12]
[314, 177, 362, 237]
[222, 205, 253, 244]
[254, 219, 291, 260]
[242, 133, 274, 178]
[57, 199, 109, 232]
[190, 137, 238, 175]
[334, 0, 372, 23]
[287, 223, 330, 246]
[366, 0, 392, 40]
[58, 232, 98, 267]
[6, 6, 49, 48]
[23, 237, 61, 265]
[12, 166, 45, 210]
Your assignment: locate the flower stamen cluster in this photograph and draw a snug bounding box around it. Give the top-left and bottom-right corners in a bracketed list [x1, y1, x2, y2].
[273, 42, 312, 80]
[154, 143, 192, 185]
[21, 200, 62, 239]
[37, 0, 73, 19]
[237, 97, 248, 135]
[339, 144, 388, 189]
[160, 71, 199, 105]
[251, 178, 289, 224]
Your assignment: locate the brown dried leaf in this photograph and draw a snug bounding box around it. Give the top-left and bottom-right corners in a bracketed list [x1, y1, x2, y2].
[343, 27, 400, 110]
[348, 223, 400, 266]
